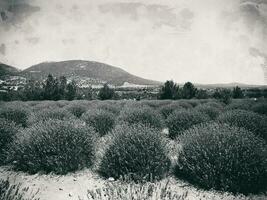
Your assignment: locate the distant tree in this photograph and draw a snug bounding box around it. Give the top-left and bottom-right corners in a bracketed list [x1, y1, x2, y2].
[43, 74, 60, 100]
[98, 83, 114, 100]
[213, 88, 232, 104]
[22, 79, 43, 100]
[232, 86, 244, 99]
[159, 80, 180, 99]
[86, 86, 93, 100]
[196, 89, 209, 99]
[0, 90, 11, 101]
[58, 76, 67, 99]
[221, 89, 232, 104]
[76, 87, 95, 100]
[263, 89, 267, 98]
[213, 89, 221, 99]
[43, 74, 53, 100]
[66, 80, 77, 100]
[245, 88, 263, 98]
[182, 82, 197, 99]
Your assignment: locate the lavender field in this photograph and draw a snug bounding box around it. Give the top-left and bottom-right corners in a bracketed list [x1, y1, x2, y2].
[0, 99, 266, 200]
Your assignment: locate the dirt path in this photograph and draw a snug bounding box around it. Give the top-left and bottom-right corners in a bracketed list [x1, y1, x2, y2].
[0, 167, 266, 200]
[0, 167, 105, 200]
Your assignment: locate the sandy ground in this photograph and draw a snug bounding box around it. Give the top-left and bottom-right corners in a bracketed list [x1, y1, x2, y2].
[0, 167, 105, 200]
[0, 167, 266, 200]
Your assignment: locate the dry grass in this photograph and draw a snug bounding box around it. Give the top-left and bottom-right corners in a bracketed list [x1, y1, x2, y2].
[0, 179, 39, 200]
[82, 180, 184, 200]
[81, 178, 266, 200]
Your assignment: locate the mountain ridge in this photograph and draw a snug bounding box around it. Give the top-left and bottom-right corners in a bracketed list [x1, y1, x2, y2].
[1, 60, 266, 88]
[0, 62, 19, 77]
[21, 60, 161, 86]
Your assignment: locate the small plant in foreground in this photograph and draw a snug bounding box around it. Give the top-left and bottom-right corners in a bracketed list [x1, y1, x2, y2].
[175, 123, 267, 194]
[82, 109, 116, 136]
[83, 180, 187, 200]
[99, 124, 170, 182]
[0, 179, 39, 200]
[166, 110, 210, 139]
[6, 119, 97, 174]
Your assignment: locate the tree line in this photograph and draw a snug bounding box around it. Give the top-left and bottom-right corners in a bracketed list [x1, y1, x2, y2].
[22, 74, 117, 101]
[23, 74, 77, 101]
[0, 75, 265, 102]
[0, 74, 115, 101]
[158, 80, 245, 104]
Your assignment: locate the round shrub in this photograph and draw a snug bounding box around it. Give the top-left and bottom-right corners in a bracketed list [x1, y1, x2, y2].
[119, 106, 163, 129]
[6, 119, 97, 174]
[217, 109, 267, 141]
[175, 123, 267, 194]
[159, 103, 185, 119]
[56, 100, 70, 108]
[166, 110, 210, 139]
[96, 102, 121, 115]
[142, 100, 172, 109]
[27, 108, 75, 126]
[26, 101, 40, 107]
[0, 118, 20, 164]
[252, 102, 267, 115]
[65, 103, 88, 118]
[32, 101, 60, 111]
[202, 101, 224, 111]
[177, 101, 193, 109]
[82, 109, 116, 136]
[99, 124, 171, 181]
[186, 100, 201, 107]
[225, 99, 254, 111]
[123, 101, 146, 110]
[194, 104, 220, 119]
[0, 104, 30, 127]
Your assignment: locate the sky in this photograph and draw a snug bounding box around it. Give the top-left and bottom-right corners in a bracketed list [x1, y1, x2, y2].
[0, 0, 267, 84]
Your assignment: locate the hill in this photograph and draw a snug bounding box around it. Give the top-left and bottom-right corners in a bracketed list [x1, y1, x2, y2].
[22, 60, 161, 86]
[0, 63, 19, 77]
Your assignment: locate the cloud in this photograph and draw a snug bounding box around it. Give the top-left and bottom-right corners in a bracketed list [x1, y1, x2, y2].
[26, 37, 39, 44]
[0, 0, 266, 84]
[250, 48, 267, 65]
[98, 2, 194, 31]
[0, 0, 40, 25]
[238, 1, 267, 46]
[0, 43, 5, 55]
[238, 0, 267, 82]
